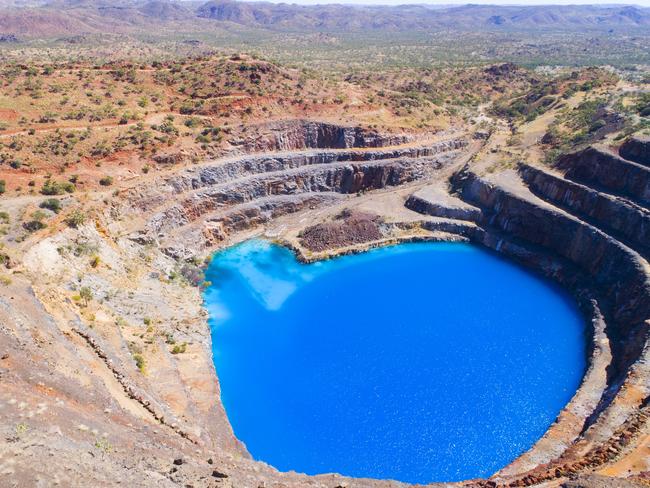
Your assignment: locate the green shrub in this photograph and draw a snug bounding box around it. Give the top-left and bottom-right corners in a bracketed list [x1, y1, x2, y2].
[65, 210, 86, 228]
[99, 176, 113, 186]
[23, 220, 46, 232]
[79, 286, 93, 306]
[40, 198, 62, 213]
[41, 179, 75, 195]
[133, 353, 146, 373]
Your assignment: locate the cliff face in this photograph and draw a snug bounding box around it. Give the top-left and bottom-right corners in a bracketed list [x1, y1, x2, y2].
[228, 120, 413, 153]
[519, 163, 650, 256]
[126, 138, 467, 257]
[556, 146, 650, 205]
[456, 170, 650, 332]
[619, 135, 650, 167]
[168, 141, 466, 195]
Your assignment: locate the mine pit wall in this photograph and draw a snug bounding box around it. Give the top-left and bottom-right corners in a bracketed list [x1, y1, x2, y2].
[455, 171, 649, 333]
[405, 193, 482, 221]
[230, 120, 413, 153]
[150, 151, 464, 236]
[519, 164, 650, 257]
[200, 194, 343, 245]
[619, 136, 650, 167]
[155, 156, 450, 235]
[167, 139, 468, 194]
[557, 147, 650, 205]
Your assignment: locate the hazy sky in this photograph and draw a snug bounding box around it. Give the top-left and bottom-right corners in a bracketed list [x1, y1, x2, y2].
[259, 0, 650, 6]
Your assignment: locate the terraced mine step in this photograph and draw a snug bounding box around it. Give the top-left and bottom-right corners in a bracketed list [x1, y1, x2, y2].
[455, 168, 650, 331]
[405, 183, 482, 221]
[165, 139, 468, 195]
[130, 139, 469, 255]
[619, 135, 650, 167]
[519, 163, 650, 257]
[151, 154, 457, 231]
[162, 193, 344, 259]
[556, 146, 650, 207]
[227, 119, 415, 153]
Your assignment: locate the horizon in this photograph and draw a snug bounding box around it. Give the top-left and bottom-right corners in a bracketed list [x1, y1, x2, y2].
[221, 0, 650, 7]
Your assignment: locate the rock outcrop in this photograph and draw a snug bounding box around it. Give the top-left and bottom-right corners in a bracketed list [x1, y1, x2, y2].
[619, 135, 650, 167]
[125, 138, 467, 257]
[519, 163, 650, 257]
[556, 146, 650, 205]
[228, 120, 414, 153]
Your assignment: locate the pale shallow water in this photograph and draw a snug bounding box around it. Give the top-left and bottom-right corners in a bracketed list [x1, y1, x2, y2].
[204, 240, 586, 484]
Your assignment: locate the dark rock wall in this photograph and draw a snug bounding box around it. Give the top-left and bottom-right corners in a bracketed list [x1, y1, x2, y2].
[619, 136, 650, 167]
[149, 154, 459, 234]
[557, 147, 650, 205]
[405, 193, 482, 221]
[519, 164, 650, 256]
[230, 120, 413, 153]
[168, 140, 467, 193]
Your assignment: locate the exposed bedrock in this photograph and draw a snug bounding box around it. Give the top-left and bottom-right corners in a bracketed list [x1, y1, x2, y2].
[405, 184, 482, 221]
[519, 163, 650, 257]
[173, 142, 465, 193]
[619, 135, 650, 167]
[194, 193, 344, 254]
[128, 139, 467, 212]
[556, 146, 650, 206]
[151, 155, 456, 257]
[138, 141, 466, 248]
[453, 169, 650, 334]
[229, 119, 413, 153]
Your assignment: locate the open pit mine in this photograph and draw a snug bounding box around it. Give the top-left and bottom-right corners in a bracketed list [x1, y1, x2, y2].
[2, 116, 648, 488]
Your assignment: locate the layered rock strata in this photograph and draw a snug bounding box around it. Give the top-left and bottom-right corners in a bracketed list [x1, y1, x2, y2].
[227, 119, 414, 153]
[127, 138, 467, 258]
[619, 136, 650, 168]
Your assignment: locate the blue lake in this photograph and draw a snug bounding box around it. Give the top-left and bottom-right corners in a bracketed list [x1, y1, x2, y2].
[204, 240, 586, 484]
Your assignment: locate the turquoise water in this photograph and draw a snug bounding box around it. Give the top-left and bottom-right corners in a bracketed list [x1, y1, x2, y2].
[204, 240, 586, 484]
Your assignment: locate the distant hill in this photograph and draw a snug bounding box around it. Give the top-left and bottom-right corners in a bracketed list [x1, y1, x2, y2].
[1, 0, 650, 37]
[195, 2, 650, 31]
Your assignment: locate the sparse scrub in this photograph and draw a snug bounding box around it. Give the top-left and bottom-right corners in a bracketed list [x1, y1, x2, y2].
[65, 210, 86, 228]
[40, 198, 62, 213]
[41, 179, 75, 195]
[79, 286, 93, 306]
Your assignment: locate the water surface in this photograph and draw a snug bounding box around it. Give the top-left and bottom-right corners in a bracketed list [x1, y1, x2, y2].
[204, 240, 585, 483]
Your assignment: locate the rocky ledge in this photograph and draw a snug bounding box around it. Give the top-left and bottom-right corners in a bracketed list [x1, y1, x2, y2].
[123, 137, 468, 259]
